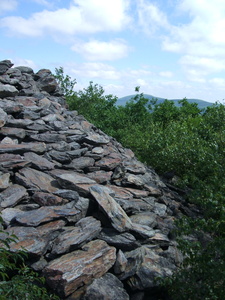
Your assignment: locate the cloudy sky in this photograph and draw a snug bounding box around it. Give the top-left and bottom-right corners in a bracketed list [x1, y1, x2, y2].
[1, 0, 225, 102]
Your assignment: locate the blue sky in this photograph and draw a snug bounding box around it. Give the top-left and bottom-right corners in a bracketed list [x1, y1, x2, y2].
[1, 0, 225, 102]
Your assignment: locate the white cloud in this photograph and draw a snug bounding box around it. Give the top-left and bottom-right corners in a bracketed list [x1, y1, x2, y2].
[71, 62, 121, 80]
[179, 55, 225, 81]
[209, 78, 225, 89]
[159, 71, 173, 78]
[137, 0, 225, 80]
[0, 0, 17, 14]
[1, 0, 130, 37]
[71, 39, 129, 61]
[13, 58, 38, 70]
[137, 0, 170, 35]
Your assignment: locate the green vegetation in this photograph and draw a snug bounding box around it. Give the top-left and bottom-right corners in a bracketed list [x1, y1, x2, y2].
[55, 68, 225, 300]
[0, 217, 59, 300]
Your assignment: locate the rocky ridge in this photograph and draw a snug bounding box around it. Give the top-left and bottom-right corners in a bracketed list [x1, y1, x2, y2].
[0, 60, 195, 299]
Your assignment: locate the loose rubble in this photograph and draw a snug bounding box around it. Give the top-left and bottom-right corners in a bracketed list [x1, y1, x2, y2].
[0, 60, 197, 299]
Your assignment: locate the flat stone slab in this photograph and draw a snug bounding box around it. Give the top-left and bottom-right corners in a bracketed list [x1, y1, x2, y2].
[90, 185, 133, 232]
[83, 133, 110, 145]
[0, 184, 28, 208]
[15, 167, 58, 193]
[4, 226, 49, 256]
[15, 206, 82, 226]
[0, 143, 46, 154]
[99, 228, 139, 251]
[24, 152, 55, 170]
[51, 216, 102, 254]
[43, 239, 116, 297]
[56, 172, 96, 196]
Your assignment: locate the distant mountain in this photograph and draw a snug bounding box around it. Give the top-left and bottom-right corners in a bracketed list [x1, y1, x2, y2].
[117, 94, 214, 110]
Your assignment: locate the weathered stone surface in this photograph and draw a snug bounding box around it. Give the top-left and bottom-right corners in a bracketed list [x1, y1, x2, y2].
[99, 228, 139, 250]
[32, 191, 65, 206]
[0, 127, 26, 139]
[0, 142, 46, 154]
[15, 66, 34, 74]
[43, 240, 116, 297]
[66, 157, 95, 170]
[30, 132, 66, 143]
[0, 184, 28, 208]
[0, 107, 7, 128]
[90, 185, 133, 232]
[5, 226, 49, 256]
[86, 170, 113, 184]
[0, 207, 23, 225]
[0, 60, 13, 75]
[130, 212, 157, 228]
[81, 273, 129, 300]
[24, 152, 55, 170]
[51, 217, 101, 254]
[56, 172, 96, 196]
[95, 155, 122, 170]
[15, 167, 58, 192]
[0, 173, 11, 190]
[117, 246, 173, 288]
[83, 133, 110, 145]
[0, 83, 19, 98]
[15, 205, 82, 226]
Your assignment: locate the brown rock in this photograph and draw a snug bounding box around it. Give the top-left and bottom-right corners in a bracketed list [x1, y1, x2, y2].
[32, 191, 65, 206]
[43, 240, 116, 297]
[15, 167, 58, 192]
[90, 185, 133, 232]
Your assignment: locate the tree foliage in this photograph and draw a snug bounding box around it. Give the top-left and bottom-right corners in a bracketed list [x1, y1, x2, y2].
[55, 68, 225, 300]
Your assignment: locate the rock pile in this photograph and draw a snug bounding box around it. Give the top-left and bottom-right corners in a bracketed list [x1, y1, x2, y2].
[0, 60, 194, 299]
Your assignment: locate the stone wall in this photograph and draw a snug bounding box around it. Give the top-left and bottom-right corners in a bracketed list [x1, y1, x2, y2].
[0, 60, 195, 299]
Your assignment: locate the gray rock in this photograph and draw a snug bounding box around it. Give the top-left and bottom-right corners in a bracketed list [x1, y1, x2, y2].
[0, 143, 46, 154]
[90, 185, 133, 232]
[0, 127, 26, 139]
[15, 66, 34, 74]
[99, 228, 139, 250]
[0, 173, 11, 190]
[82, 273, 129, 300]
[15, 167, 58, 192]
[4, 226, 49, 256]
[0, 83, 19, 98]
[24, 152, 55, 170]
[0, 108, 7, 128]
[0, 207, 23, 225]
[66, 157, 95, 170]
[0, 184, 28, 208]
[15, 205, 82, 226]
[56, 172, 96, 196]
[51, 216, 102, 254]
[0, 60, 13, 75]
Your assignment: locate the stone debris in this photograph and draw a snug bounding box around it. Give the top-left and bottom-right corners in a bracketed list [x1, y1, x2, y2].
[0, 60, 197, 299]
